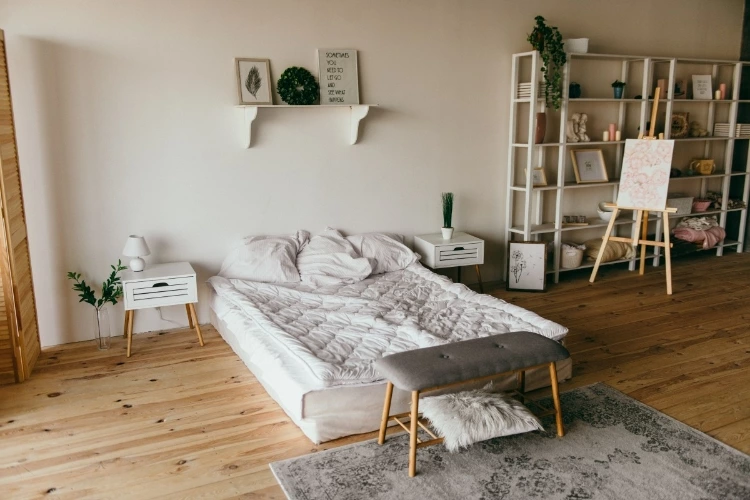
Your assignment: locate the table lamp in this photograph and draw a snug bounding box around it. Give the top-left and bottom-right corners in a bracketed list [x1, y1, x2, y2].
[122, 235, 150, 272]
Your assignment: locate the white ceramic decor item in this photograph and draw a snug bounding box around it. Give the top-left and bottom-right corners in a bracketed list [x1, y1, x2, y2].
[441, 227, 454, 240]
[122, 235, 151, 272]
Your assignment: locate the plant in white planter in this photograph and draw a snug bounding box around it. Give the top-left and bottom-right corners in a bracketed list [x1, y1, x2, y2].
[441, 192, 454, 240]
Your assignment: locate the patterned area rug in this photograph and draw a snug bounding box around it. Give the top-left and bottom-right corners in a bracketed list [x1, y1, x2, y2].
[270, 384, 749, 500]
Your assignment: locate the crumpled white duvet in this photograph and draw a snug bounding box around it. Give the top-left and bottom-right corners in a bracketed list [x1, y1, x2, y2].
[207, 263, 567, 390]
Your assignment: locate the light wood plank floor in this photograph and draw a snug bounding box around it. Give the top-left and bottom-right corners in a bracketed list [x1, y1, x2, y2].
[1, 252, 749, 499]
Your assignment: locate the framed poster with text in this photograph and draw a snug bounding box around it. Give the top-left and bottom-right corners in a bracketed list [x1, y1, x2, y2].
[317, 49, 360, 105]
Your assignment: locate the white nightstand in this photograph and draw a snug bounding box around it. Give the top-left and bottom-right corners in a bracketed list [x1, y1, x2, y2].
[413, 232, 485, 292]
[121, 261, 204, 357]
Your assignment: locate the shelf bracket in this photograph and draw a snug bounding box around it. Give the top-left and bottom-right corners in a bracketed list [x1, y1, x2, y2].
[350, 105, 370, 145]
[239, 106, 259, 148]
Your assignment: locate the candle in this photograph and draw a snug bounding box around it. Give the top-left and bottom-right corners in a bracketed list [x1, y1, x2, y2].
[615, 130, 622, 141]
[720, 83, 727, 99]
[603, 131, 610, 141]
[609, 123, 616, 141]
[715, 90, 721, 100]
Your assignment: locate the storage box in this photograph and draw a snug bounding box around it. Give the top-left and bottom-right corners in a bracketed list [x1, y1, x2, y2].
[666, 195, 694, 215]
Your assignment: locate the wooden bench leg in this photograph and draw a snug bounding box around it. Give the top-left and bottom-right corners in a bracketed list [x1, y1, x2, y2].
[549, 362, 564, 437]
[408, 390, 419, 477]
[516, 369, 525, 393]
[378, 382, 394, 445]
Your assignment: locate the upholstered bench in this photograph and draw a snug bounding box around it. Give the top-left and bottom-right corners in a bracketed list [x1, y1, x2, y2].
[374, 331, 570, 477]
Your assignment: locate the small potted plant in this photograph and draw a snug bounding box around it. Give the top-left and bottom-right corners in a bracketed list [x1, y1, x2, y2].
[67, 260, 127, 350]
[441, 192, 454, 240]
[612, 80, 626, 99]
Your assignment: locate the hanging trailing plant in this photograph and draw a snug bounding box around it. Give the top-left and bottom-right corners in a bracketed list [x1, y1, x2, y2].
[527, 16, 567, 110]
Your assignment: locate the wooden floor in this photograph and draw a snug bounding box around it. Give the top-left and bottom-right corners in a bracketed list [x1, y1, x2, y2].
[1, 252, 749, 499]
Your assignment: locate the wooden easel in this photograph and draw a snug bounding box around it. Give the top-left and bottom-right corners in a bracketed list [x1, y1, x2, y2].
[589, 88, 677, 295]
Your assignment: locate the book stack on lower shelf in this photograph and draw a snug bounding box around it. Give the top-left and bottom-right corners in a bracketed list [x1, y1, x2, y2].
[714, 123, 750, 137]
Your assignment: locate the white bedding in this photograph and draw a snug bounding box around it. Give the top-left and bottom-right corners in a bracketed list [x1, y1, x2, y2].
[208, 263, 566, 390]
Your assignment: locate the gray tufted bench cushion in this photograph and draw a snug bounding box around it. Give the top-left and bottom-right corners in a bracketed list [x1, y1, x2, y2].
[373, 331, 570, 392]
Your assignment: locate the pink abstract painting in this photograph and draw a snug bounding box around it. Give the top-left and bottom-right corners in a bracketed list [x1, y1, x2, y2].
[617, 139, 674, 210]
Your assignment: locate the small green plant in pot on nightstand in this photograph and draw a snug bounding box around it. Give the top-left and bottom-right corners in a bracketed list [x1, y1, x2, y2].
[441, 192, 454, 240]
[612, 80, 626, 99]
[67, 260, 127, 350]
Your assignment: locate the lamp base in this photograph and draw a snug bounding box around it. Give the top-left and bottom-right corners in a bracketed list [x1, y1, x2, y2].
[129, 257, 145, 272]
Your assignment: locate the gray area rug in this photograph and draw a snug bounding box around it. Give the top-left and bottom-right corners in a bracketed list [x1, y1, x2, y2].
[270, 383, 749, 500]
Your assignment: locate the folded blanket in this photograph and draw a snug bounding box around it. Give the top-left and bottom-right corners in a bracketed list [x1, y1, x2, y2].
[673, 226, 726, 249]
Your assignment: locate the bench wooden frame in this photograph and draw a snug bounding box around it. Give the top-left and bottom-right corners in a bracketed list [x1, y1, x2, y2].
[377, 361, 565, 477]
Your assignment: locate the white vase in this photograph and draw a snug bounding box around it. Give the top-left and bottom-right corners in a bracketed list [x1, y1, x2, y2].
[441, 227, 454, 240]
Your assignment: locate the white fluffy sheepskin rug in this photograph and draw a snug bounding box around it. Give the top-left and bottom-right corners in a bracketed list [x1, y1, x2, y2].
[419, 387, 543, 452]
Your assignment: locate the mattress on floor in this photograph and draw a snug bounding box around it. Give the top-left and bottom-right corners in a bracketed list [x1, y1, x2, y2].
[207, 263, 571, 443]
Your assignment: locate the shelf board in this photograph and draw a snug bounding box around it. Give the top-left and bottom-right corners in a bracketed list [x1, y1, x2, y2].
[234, 104, 377, 147]
[569, 98, 643, 103]
[568, 140, 625, 146]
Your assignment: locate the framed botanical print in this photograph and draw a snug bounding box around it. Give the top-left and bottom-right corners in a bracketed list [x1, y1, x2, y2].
[507, 241, 547, 292]
[236, 58, 272, 105]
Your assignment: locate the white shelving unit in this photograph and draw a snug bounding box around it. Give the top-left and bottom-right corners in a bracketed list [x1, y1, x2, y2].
[506, 51, 750, 283]
[236, 104, 376, 148]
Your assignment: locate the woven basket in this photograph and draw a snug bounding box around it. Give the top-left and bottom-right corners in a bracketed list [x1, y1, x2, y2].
[561, 245, 584, 269]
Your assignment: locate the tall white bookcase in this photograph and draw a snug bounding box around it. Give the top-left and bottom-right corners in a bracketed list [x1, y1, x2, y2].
[506, 51, 750, 283]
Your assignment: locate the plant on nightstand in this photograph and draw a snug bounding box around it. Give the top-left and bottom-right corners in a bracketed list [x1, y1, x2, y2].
[441, 192, 454, 240]
[67, 260, 127, 350]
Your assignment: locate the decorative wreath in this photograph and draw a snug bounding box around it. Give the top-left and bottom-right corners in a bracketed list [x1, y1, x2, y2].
[277, 66, 319, 105]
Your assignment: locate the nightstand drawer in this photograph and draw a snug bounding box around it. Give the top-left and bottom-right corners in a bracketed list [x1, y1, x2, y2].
[124, 276, 197, 310]
[436, 243, 482, 267]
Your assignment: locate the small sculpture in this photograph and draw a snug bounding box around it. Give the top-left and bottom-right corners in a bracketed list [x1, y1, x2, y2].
[566, 113, 580, 143]
[577, 113, 590, 142]
[689, 121, 709, 138]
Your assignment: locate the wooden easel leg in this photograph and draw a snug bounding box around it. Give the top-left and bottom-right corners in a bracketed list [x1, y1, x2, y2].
[186, 304, 194, 329]
[662, 211, 673, 295]
[475, 265, 484, 293]
[639, 210, 649, 275]
[590, 208, 620, 283]
[549, 362, 564, 437]
[126, 310, 134, 358]
[408, 390, 419, 477]
[188, 303, 204, 346]
[378, 382, 394, 445]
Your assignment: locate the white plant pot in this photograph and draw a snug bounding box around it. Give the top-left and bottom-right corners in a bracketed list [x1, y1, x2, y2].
[441, 227, 454, 240]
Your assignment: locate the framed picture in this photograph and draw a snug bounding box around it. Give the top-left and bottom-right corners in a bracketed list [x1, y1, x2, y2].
[507, 242, 547, 292]
[235, 58, 272, 105]
[692, 75, 712, 100]
[674, 79, 687, 99]
[317, 49, 360, 105]
[570, 149, 608, 183]
[671, 112, 690, 138]
[524, 167, 548, 187]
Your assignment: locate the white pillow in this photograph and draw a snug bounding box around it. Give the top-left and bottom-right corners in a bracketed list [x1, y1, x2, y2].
[297, 228, 372, 286]
[346, 232, 417, 274]
[420, 386, 543, 452]
[218, 230, 310, 283]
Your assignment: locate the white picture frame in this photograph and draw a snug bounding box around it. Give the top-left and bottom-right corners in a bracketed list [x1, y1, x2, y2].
[524, 167, 548, 187]
[236, 58, 272, 105]
[507, 242, 547, 292]
[692, 75, 713, 100]
[570, 149, 609, 183]
[317, 49, 360, 105]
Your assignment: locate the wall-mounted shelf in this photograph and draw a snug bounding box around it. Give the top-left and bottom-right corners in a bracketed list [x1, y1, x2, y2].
[235, 104, 377, 148]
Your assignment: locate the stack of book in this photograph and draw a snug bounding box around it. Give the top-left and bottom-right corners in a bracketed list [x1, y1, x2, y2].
[713, 123, 750, 137]
[516, 82, 546, 100]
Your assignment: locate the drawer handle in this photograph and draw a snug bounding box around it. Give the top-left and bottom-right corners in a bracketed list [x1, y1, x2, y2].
[152, 282, 170, 288]
[453, 246, 465, 251]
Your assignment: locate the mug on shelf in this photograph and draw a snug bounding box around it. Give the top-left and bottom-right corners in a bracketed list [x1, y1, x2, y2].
[689, 158, 715, 175]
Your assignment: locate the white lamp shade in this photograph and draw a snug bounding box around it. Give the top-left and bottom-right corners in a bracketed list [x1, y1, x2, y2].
[122, 235, 151, 257]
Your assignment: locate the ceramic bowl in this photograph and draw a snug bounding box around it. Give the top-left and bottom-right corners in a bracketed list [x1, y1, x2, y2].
[597, 209, 620, 222]
[598, 201, 615, 212]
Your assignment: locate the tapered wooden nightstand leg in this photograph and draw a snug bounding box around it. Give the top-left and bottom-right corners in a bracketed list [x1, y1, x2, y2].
[126, 310, 134, 358]
[123, 313, 128, 339]
[188, 303, 204, 346]
[186, 304, 194, 329]
[475, 265, 484, 293]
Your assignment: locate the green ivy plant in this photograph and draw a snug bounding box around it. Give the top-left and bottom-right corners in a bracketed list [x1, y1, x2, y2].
[527, 16, 567, 110]
[67, 260, 128, 310]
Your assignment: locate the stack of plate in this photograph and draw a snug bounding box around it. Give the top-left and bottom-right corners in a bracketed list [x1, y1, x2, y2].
[714, 123, 750, 137]
[516, 82, 546, 100]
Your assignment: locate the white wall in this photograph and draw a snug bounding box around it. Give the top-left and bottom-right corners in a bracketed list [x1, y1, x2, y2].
[0, 0, 743, 346]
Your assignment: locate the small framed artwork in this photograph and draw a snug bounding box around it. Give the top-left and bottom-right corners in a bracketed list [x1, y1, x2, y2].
[507, 242, 547, 292]
[671, 112, 689, 138]
[236, 58, 272, 105]
[692, 75, 712, 100]
[570, 149, 608, 183]
[524, 167, 548, 187]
